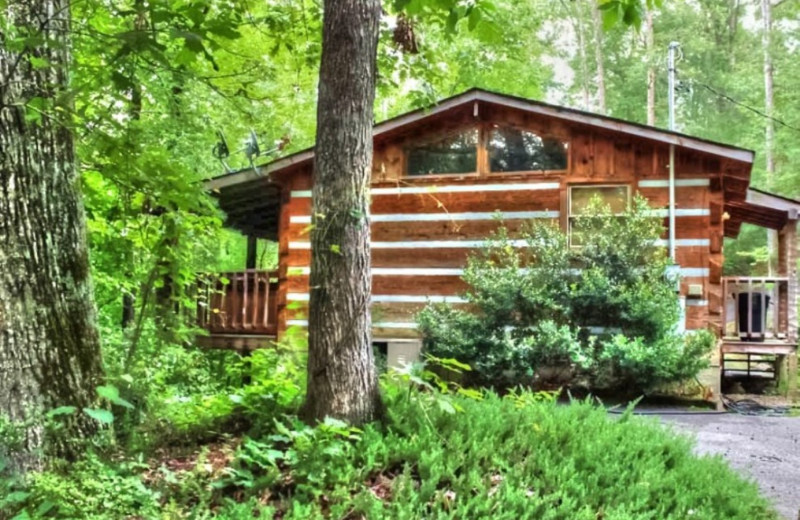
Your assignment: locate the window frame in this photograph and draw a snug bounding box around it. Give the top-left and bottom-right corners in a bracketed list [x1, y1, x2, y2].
[401, 123, 571, 179]
[403, 127, 481, 178]
[567, 184, 631, 247]
[486, 124, 570, 175]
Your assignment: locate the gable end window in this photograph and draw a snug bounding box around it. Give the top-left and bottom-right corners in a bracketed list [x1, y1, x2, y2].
[489, 126, 568, 173]
[568, 185, 630, 246]
[405, 128, 479, 176]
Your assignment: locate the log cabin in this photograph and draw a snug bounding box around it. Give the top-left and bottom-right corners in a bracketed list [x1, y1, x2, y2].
[202, 89, 799, 395]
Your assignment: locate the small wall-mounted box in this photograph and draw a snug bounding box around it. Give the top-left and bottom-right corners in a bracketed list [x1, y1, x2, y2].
[687, 283, 704, 298]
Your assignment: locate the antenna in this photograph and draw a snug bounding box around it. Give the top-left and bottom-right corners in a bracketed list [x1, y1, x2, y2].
[212, 129, 292, 175]
[212, 130, 232, 173]
[244, 129, 261, 174]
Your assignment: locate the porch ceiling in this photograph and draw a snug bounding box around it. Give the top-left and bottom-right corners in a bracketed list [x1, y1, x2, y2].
[724, 188, 800, 237]
[213, 175, 281, 240]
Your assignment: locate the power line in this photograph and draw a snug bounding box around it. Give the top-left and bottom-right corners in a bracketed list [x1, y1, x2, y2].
[684, 78, 800, 134]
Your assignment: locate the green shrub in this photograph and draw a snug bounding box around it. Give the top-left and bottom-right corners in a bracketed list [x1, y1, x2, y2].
[600, 329, 716, 390]
[213, 385, 776, 520]
[131, 347, 305, 449]
[418, 196, 708, 391]
[2, 453, 160, 519]
[417, 308, 590, 385]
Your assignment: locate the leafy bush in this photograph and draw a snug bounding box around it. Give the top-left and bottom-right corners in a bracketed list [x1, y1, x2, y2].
[418, 196, 710, 391]
[3, 453, 160, 519]
[417, 308, 589, 385]
[132, 347, 305, 449]
[600, 329, 717, 389]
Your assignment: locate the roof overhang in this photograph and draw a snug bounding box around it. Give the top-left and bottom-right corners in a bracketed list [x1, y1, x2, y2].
[211, 175, 283, 239]
[724, 188, 800, 238]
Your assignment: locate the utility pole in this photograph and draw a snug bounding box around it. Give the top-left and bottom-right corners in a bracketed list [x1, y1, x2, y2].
[667, 41, 680, 263]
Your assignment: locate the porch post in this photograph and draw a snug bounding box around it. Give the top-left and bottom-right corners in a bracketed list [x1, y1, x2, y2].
[246, 235, 258, 270]
[778, 216, 797, 342]
[778, 215, 798, 397]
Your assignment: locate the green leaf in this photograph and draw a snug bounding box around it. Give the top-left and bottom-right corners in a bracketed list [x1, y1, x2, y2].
[96, 384, 120, 401]
[445, 9, 460, 33]
[4, 491, 30, 504]
[35, 501, 56, 516]
[83, 408, 114, 424]
[467, 8, 482, 31]
[437, 398, 456, 414]
[46, 406, 77, 418]
[24, 96, 45, 124]
[113, 397, 135, 410]
[28, 56, 50, 69]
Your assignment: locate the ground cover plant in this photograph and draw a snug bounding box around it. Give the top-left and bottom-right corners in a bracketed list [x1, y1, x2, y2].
[0, 356, 777, 520]
[418, 197, 716, 391]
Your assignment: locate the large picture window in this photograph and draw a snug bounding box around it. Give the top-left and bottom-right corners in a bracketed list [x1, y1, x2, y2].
[489, 126, 568, 173]
[405, 128, 479, 176]
[569, 185, 630, 246]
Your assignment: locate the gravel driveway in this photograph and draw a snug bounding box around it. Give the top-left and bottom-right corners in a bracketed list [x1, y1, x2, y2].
[656, 412, 800, 519]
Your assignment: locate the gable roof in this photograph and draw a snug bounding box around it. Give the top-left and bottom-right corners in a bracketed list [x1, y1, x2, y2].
[206, 88, 755, 191]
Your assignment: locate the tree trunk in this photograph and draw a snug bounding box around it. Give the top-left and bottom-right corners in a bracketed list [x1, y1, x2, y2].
[761, 0, 777, 275]
[302, 0, 383, 425]
[590, 0, 607, 114]
[0, 0, 103, 471]
[645, 8, 656, 126]
[568, 2, 591, 110]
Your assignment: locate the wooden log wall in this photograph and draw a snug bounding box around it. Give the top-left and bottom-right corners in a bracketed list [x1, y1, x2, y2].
[274, 108, 729, 339]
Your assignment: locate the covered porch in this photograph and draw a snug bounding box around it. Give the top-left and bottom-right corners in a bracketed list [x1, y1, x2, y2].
[198, 172, 286, 350]
[720, 188, 799, 395]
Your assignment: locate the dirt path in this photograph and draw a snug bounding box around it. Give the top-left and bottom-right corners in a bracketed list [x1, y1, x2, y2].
[656, 412, 800, 519]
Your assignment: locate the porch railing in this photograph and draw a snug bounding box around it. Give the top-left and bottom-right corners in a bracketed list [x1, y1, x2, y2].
[722, 276, 789, 341]
[197, 269, 279, 335]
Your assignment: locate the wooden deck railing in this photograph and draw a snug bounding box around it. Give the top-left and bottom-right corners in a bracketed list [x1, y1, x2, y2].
[197, 270, 278, 336]
[722, 276, 790, 341]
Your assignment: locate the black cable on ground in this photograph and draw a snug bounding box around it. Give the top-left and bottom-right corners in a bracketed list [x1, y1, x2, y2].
[720, 396, 792, 416]
[605, 408, 728, 416]
[604, 396, 794, 416]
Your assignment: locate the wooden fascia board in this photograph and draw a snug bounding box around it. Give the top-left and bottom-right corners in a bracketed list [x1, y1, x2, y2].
[746, 189, 800, 218]
[206, 155, 313, 190]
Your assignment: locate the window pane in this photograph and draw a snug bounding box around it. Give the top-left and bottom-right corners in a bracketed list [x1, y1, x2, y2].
[406, 129, 478, 176]
[570, 186, 629, 216]
[489, 127, 568, 172]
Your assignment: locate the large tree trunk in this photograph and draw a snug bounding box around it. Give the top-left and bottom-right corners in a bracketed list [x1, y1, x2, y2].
[590, 0, 607, 114]
[0, 0, 103, 471]
[565, 1, 591, 110]
[302, 0, 383, 425]
[645, 8, 656, 126]
[761, 0, 777, 275]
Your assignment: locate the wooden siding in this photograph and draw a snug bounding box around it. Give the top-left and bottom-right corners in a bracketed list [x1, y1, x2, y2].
[274, 109, 727, 339]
